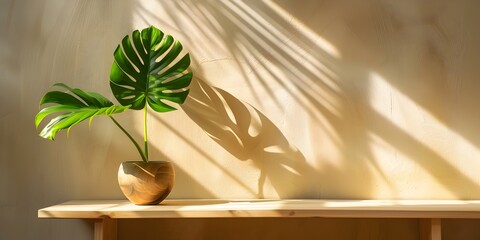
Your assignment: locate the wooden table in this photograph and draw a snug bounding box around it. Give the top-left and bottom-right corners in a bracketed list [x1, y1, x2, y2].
[38, 199, 480, 240]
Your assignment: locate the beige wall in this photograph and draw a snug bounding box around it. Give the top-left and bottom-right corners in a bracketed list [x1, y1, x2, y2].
[2, 0, 480, 239]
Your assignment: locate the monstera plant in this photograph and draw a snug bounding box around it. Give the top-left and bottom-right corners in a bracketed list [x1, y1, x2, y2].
[35, 26, 193, 205]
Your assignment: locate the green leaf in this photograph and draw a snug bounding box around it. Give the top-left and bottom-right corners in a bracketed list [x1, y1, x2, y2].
[35, 83, 130, 140]
[109, 26, 192, 112]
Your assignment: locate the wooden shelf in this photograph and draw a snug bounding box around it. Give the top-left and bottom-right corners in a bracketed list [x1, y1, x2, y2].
[38, 199, 480, 240]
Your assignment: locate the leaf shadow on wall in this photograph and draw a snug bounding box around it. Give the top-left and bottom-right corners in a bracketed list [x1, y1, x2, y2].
[161, 0, 480, 199]
[182, 78, 318, 198]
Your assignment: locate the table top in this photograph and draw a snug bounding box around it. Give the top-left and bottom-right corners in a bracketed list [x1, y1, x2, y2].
[38, 199, 480, 219]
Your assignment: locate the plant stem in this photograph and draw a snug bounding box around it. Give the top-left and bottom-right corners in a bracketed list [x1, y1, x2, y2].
[143, 106, 149, 161]
[109, 116, 147, 162]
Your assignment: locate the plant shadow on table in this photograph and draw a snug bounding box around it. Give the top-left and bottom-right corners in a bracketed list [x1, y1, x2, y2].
[182, 78, 318, 198]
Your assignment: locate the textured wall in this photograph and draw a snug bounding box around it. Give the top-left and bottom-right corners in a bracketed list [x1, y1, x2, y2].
[2, 0, 480, 239]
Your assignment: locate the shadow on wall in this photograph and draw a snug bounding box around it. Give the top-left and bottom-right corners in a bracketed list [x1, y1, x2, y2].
[155, 0, 480, 198]
[182, 78, 318, 198]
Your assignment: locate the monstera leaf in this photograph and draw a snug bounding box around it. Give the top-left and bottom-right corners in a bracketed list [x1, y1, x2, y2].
[110, 26, 192, 112]
[35, 26, 193, 162]
[35, 83, 130, 140]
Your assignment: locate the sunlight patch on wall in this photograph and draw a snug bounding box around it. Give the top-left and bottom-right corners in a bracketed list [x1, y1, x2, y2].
[368, 71, 480, 191]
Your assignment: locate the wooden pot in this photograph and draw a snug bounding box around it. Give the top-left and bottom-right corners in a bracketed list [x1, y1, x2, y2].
[118, 161, 174, 205]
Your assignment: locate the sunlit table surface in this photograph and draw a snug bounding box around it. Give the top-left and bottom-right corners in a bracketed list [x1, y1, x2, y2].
[38, 199, 480, 219]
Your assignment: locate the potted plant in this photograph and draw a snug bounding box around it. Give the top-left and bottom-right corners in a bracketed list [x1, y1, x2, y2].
[34, 26, 193, 205]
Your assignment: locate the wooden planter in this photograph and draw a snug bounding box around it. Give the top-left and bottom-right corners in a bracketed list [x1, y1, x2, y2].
[118, 161, 174, 205]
